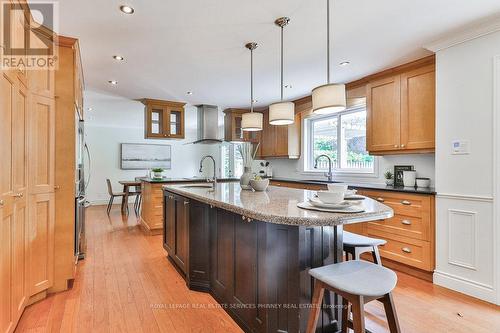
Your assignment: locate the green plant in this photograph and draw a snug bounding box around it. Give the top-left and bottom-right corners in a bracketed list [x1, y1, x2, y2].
[384, 171, 393, 180]
[152, 168, 164, 173]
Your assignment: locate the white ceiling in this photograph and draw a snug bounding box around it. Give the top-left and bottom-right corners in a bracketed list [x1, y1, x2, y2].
[54, 0, 500, 109]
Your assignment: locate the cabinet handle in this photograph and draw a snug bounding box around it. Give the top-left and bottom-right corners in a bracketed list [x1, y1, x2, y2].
[376, 197, 385, 202]
[242, 216, 246, 221]
[246, 218, 253, 222]
[401, 144, 406, 148]
[183, 201, 189, 205]
[13, 193, 23, 198]
[393, 144, 399, 148]
[0, 199, 4, 206]
[401, 219, 412, 225]
[401, 247, 412, 254]
[401, 200, 411, 205]
[54, 185, 60, 190]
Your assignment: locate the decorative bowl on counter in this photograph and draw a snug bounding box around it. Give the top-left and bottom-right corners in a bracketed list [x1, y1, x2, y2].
[249, 178, 269, 192]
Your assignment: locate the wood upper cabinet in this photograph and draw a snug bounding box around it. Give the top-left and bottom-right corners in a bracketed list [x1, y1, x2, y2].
[257, 109, 301, 159]
[223, 108, 261, 143]
[366, 61, 435, 155]
[367, 75, 401, 152]
[142, 99, 186, 139]
[400, 65, 436, 150]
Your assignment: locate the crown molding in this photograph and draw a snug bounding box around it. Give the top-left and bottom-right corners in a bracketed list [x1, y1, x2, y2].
[425, 14, 500, 52]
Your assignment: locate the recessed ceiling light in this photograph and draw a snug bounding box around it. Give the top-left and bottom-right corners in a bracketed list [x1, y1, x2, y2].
[339, 61, 350, 67]
[113, 55, 124, 61]
[252, 99, 258, 103]
[108, 80, 118, 85]
[186, 91, 193, 95]
[87, 107, 93, 111]
[119, 5, 134, 14]
[284, 84, 292, 89]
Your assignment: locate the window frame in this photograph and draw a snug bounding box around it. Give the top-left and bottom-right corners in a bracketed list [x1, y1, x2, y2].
[306, 106, 375, 175]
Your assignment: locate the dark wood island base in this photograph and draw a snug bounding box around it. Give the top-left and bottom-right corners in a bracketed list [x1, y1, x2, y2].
[163, 191, 345, 333]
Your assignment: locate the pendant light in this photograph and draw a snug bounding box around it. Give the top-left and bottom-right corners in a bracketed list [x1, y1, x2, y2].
[311, 0, 346, 114]
[269, 17, 295, 126]
[242, 42, 263, 131]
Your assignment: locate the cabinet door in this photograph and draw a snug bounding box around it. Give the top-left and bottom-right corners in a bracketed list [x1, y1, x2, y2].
[260, 112, 275, 157]
[12, 80, 28, 320]
[274, 124, 289, 157]
[145, 104, 166, 138]
[29, 94, 55, 295]
[167, 107, 184, 139]
[366, 75, 401, 152]
[210, 209, 235, 302]
[174, 197, 189, 274]
[400, 65, 435, 150]
[188, 201, 210, 285]
[0, 70, 15, 333]
[163, 194, 176, 254]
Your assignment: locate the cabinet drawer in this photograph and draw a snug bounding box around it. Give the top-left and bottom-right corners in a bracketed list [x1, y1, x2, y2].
[362, 190, 431, 218]
[367, 228, 432, 271]
[367, 214, 429, 241]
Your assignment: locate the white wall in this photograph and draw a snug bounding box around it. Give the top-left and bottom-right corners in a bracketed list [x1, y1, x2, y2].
[84, 90, 218, 205]
[269, 149, 435, 186]
[431, 30, 500, 304]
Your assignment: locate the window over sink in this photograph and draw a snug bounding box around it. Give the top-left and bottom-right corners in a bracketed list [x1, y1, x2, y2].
[306, 106, 374, 174]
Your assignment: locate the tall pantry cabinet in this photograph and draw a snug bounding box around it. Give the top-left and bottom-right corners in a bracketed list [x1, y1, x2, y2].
[0, 2, 82, 332]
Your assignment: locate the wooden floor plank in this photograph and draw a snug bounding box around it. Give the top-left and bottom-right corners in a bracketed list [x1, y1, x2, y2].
[14, 204, 500, 333]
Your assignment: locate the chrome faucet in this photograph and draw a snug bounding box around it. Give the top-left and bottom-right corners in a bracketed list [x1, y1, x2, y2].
[314, 154, 334, 182]
[199, 155, 217, 190]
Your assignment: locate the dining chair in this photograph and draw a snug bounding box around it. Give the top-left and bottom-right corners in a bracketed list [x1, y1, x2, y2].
[106, 179, 126, 214]
[132, 177, 143, 215]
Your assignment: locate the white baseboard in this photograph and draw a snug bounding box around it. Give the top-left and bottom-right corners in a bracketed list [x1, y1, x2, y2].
[433, 270, 497, 304]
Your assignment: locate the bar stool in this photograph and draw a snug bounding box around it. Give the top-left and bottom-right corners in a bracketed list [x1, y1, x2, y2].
[343, 231, 386, 265]
[307, 260, 401, 333]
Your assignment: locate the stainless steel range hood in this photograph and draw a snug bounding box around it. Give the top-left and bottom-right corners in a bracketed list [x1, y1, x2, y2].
[191, 104, 223, 144]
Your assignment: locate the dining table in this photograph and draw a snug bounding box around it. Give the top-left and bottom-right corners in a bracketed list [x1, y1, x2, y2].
[118, 180, 142, 213]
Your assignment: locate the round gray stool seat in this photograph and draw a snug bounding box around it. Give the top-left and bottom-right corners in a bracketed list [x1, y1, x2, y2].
[343, 231, 386, 247]
[308, 260, 397, 297]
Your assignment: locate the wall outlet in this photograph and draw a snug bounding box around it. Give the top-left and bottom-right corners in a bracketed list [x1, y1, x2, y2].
[451, 140, 470, 155]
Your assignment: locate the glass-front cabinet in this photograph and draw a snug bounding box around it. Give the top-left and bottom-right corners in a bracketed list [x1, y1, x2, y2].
[142, 99, 186, 139]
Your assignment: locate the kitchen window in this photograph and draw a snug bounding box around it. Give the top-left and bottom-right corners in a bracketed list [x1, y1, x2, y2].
[306, 107, 374, 173]
[220, 142, 244, 178]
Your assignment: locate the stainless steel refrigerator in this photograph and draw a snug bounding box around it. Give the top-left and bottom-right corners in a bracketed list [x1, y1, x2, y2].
[75, 105, 89, 260]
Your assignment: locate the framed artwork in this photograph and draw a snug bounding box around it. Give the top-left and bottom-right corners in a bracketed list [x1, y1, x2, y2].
[120, 143, 172, 170]
[394, 165, 414, 186]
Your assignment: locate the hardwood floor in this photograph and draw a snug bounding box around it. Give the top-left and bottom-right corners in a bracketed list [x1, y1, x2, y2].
[15, 205, 500, 333]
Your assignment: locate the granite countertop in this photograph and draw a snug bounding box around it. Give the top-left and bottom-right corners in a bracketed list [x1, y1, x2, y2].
[269, 177, 436, 195]
[163, 183, 393, 227]
[139, 177, 239, 183]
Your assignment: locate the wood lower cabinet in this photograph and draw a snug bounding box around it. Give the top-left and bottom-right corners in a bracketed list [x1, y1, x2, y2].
[346, 189, 435, 276]
[163, 192, 189, 275]
[140, 182, 165, 235]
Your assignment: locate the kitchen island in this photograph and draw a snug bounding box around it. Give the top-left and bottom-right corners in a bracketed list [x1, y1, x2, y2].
[162, 183, 392, 333]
